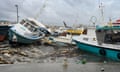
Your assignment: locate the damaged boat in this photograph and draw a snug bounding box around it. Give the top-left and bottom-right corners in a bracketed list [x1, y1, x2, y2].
[9, 18, 46, 44]
[24, 18, 51, 35]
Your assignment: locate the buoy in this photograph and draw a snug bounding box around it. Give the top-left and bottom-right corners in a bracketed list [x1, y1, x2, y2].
[100, 67, 104, 72]
[99, 49, 106, 56]
[103, 61, 107, 64]
[63, 57, 68, 67]
[81, 58, 86, 64]
[117, 53, 120, 59]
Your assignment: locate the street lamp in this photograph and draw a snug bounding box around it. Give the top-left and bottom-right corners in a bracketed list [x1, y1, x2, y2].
[15, 4, 19, 23]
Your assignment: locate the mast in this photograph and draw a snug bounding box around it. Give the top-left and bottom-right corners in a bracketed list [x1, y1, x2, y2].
[34, 0, 48, 20]
[99, 0, 104, 25]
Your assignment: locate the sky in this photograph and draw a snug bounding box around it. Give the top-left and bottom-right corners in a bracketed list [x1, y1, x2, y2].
[0, 0, 120, 26]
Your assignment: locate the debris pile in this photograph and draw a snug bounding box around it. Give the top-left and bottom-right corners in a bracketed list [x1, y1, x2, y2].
[0, 43, 79, 64]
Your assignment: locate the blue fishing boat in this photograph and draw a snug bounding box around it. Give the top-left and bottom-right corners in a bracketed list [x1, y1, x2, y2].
[9, 19, 45, 44]
[73, 26, 120, 61]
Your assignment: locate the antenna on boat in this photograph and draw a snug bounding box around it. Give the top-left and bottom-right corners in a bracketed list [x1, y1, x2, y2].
[99, 0, 104, 25]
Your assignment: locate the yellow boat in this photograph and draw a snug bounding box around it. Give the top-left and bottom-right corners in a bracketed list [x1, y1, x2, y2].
[65, 28, 87, 35]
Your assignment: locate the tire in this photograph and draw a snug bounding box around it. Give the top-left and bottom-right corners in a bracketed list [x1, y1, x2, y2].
[99, 49, 106, 56]
[117, 53, 120, 59]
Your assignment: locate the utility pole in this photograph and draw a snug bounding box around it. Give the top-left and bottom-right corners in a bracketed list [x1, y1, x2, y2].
[15, 4, 19, 23]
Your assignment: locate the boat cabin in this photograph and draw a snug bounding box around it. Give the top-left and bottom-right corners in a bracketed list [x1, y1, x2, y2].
[96, 26, 120, 44]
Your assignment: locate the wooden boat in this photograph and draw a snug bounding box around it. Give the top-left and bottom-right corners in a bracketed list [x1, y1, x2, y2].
[73, 26, 120, 61]
[9, 19, 45, 44]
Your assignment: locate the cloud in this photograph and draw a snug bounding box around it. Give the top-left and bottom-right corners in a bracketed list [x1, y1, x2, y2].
[0, 0, 120, 26]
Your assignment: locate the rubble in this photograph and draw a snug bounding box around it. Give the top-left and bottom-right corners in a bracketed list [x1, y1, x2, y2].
[2, 40, 110, 64]
[0, 42, 80, 64]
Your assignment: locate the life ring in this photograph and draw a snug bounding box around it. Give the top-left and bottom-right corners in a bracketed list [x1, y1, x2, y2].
[99, 49, 106, 56]
[117, 53, 120, 59]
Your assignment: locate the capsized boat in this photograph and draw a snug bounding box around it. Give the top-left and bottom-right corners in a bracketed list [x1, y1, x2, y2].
[9, 19, 45, 44]
[21, 18, 51, 35]
[73, 26, 120, 61]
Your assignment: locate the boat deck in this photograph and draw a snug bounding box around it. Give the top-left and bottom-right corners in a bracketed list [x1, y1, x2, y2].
[73, 35, 120, 51]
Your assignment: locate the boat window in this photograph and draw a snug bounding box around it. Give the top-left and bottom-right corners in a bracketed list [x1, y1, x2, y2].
[106, 30, 113, 34]
[20, 20, 25, 24]
[104, 31, 120, 44]
[29, 21, 37, 26]
[25, 23, 30, 27]
[30, 25, 35, 31]
[104, 34, 112, 43]
[83, 37, 88, 41]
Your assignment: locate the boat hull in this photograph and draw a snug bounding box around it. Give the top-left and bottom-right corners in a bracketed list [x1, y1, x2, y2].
[9, 29, 40, 44]
[74, 40, 120, 61]
[0, 26, 11, 41]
